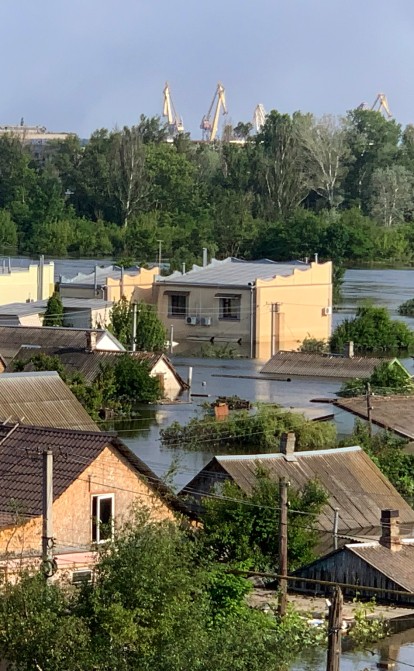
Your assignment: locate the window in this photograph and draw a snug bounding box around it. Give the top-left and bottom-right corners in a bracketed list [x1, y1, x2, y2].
[72, 570, 93, 586]
[91, 494, 114, 543]
[168, 294, 188, 318]
[219, 296, 240, 320]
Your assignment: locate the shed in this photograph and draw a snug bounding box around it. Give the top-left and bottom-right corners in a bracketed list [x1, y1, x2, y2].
[334, 395, 414, 440]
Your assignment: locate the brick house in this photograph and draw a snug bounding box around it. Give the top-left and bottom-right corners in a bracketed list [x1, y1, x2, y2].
[0, 424, 189, 577]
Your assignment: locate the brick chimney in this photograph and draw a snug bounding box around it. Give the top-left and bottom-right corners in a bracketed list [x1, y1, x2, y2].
[86, 330, 97, 352]
[280, 432, 296, 455]
[343, 341, 354, 359]
[379, 509, 401, 552]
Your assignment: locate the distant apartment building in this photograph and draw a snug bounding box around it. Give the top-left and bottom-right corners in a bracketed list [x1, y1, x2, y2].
[0, 258, 54, 306]
[59, 265, 159, 303]
[0, 123, 73, 159]
[155, 257, 332, 359]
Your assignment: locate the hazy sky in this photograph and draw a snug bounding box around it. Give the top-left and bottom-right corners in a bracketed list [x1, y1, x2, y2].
[1, 0, 414, 138]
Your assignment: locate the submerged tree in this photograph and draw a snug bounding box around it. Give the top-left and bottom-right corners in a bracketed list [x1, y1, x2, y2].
[43, 291, 64, 327]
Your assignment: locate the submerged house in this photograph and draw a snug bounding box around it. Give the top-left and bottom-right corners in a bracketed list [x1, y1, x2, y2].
[182, 436, 414, 551]
[293, 510, 414, 604]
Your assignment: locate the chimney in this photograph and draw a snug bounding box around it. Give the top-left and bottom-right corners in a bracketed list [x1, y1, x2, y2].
[202, 248, 208, 268]
[280, 432, 296, 455]
[86, 330, 98, 352]
[380, 509, 401, 552]
[314, 253, 318, 263]
[343, 341, 354, 359]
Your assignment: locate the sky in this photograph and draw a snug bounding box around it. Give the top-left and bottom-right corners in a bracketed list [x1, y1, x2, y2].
[1, 0, 414, 138]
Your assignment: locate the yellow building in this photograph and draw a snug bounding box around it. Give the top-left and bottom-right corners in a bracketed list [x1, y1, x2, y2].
[60, 265, 159, 303]
[0, 260, 54, 306]
[155, 257, 332, 359]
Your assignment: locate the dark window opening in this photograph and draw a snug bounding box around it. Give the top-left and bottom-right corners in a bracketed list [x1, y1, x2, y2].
[219, 297, 240, 321]
[169, 294, 187, 318]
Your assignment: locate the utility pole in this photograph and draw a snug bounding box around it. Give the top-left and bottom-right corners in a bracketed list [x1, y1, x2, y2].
[366, 382, 373, 437]
[42, 448, 54, 582]
[333, 508, 339, 551]
[132, 303, 137, 352]
[326, 586, 343, 671]
[157, 239, 163, 269]
[278, 476, 288, 617]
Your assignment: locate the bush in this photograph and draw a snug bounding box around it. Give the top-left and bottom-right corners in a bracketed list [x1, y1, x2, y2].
[398, 298, 414, 316]
[330, 306, 414, 353]
[339, 360, 414, 397]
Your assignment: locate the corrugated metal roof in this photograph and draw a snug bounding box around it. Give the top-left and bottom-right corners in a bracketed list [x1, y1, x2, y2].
[335, 396, 414, 440]
[157, 257, 310, 288]
[183, 446, 414, 532]
[0, 325, 124, 363]
[61, 265, 140, 285]
[0, 424, 190, 521]
[347, 542, 414, 593]
[260, 351, 393, 379]
[0, 371, 98, 431]
[9, 347, 188, 389]
[0, 298, 113, 316]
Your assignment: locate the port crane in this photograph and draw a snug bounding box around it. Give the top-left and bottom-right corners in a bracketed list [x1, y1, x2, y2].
[252, 104, 266, 132]
[358, 93, 392, 119]
[162, 82, 184, 137]
[200, 83, 227, 141]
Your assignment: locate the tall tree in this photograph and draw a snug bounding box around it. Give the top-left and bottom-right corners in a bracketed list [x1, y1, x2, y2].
[43, 291, 64, 326]
[369, 165, 414, 227]
[110, 126, 147, 228]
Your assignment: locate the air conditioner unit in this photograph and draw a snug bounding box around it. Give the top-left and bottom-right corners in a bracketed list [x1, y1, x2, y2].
[322, 306, 332, 316]
[201, 316, 212, 326]
[186, 316, 198, 325]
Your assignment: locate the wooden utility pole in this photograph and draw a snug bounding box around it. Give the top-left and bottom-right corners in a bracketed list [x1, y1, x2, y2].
[366, 382, 373, 437]
[42, 448, 54, 582]
[278, 476, 288, 617]
[326, 586, 343, 671]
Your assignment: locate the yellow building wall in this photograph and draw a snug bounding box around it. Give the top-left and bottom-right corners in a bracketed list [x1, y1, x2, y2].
[109, 266, 160, 303]
[0, 445, 175, 557]
[0, 263, 54, 306]
[255, 261, 332, 359]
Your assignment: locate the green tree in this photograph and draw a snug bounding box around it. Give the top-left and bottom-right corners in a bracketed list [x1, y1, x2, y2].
[43, 291, 64, 327]
[109, 298, 166, 352]
[330, 305, 414, 353]
[339, 360, 414, 397]
[113, 354, 162, 403]
[369, 165, 414, 227]
[200, 469, 328, 570]
[0, 209, 18, 254]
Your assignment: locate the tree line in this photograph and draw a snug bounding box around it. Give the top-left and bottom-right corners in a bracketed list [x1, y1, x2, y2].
[2, 109, 414, 266]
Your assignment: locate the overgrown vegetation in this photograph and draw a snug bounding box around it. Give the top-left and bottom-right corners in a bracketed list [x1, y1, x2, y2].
[339, 360, 414, 397]
[0, 510, 324, 671]
[160, 405, 337, 453]
[109, 297, 167, 351]
[299, 336, 328, 353]
[330, 305, 414, 353]
[398, 298, 414, 316]
[43, 291, 64, 326]
[2, 108, 414, 266]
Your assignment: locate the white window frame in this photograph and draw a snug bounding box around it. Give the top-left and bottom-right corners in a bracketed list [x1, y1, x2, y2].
[91, 494, 115, 543]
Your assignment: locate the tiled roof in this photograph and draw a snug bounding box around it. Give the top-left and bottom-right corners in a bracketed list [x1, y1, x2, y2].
[0, 424, 190, 521]
[0, 325, 124, 363]
[8, 347, 188, 389]
[335, 395, 414, 440]
[0, 371, 99, 431]
[260, 351, 393, 379]
[182, 446, 414, 532]
[157, 257, 310, 288]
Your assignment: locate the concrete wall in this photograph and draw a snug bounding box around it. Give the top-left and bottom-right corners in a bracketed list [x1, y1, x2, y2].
[0, 445, 175, 556]
[62, 306, 112, 329]
[155, 261, 332, 359]
[0, 263, 54, 306]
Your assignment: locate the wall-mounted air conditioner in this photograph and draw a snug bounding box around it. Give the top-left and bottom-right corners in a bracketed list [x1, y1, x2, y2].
[186, 316, 198, 325]
[201, 316, 212, 326]
[322, 306, 332, 316]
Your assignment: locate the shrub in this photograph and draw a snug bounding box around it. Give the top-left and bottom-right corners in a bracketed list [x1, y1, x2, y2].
[330, 306, 414, 353]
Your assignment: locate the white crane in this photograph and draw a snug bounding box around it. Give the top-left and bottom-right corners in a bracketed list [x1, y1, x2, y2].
[162, 82, 184, 138]
[200, 83, 227, 141]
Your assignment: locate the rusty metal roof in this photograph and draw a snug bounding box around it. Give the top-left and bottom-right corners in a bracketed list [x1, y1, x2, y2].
[8, 347, 188, 389]
[0, 424, 190, 522]
[347, 542, 414, 592]
[260, 351, 394, 379]
[183, 446, 414, 533]
[0, 371, 99, 431]
[335, 396, 414, 440]
[0, 325, 124, 363]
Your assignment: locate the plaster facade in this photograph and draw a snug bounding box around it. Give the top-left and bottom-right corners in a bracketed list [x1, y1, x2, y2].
[0, 262, 54, 306]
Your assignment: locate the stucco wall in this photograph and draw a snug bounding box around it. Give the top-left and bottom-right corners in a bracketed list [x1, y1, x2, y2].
[0, 445, 175, 556]
[151, 358, 182, 399]
[108, 267, 160, 303]
[0, 263, 54, 306]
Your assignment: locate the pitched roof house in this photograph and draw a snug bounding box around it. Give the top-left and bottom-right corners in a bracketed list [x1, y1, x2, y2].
[335, 395, 414, 440]
[293, 510, 414, 604]
[0, 423, 190, 573]
[0, 325, 124, 364]
[0, 371, 99, 431]
[9, 347, 189, 400]
[182, 441, 414, 548]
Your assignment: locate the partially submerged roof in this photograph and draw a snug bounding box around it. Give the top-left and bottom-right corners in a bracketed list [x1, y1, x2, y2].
[182, 446, 414, 533]
[8, 347, 189, 389]
[157, 257, 311, 288]
[0, 371, 99, 431]
[60, 265, 141, 286]
[260, 351, 399, 380]
[0, 423, 190, 521]
[0, 325, 124, 363]
[335, 395, 414, 440]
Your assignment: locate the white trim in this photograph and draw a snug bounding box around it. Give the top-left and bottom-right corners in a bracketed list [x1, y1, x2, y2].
[91, 493, 115, 543]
